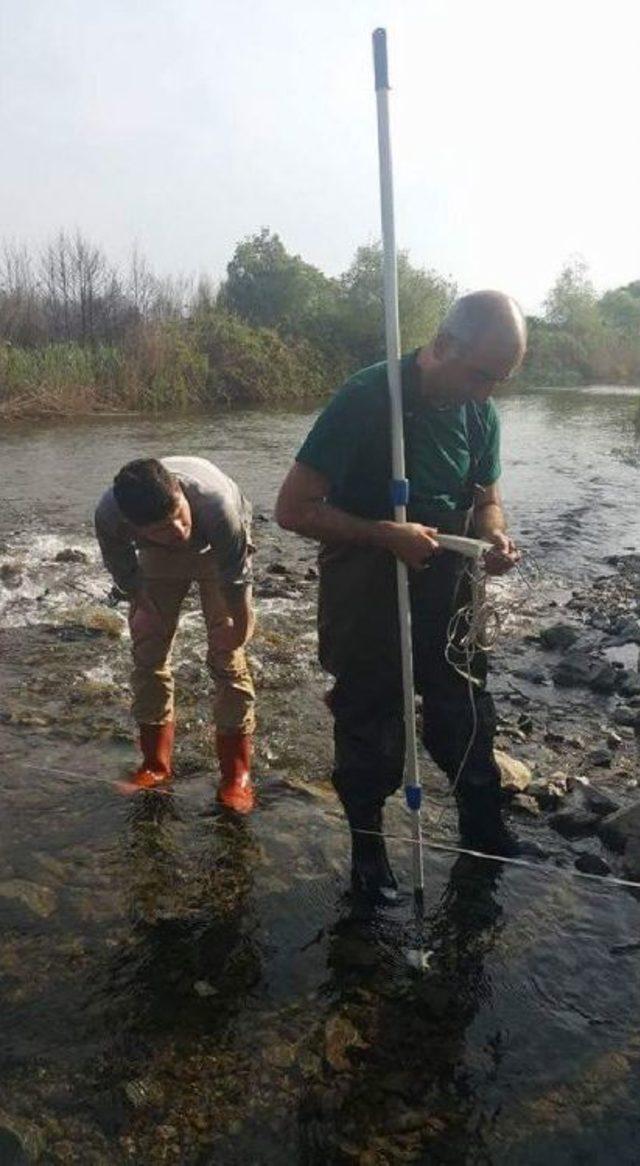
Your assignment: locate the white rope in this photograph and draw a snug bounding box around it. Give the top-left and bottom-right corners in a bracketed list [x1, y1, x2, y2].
[351, 826, 640, 892]
[434, 551, 537, 825]
[12, 759, 637, 894]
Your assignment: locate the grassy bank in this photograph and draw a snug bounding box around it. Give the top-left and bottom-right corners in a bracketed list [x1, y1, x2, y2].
[0, 316, 334, 419]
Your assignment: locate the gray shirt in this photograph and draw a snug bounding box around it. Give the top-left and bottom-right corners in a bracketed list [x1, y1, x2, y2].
[94, 456, 253, 597]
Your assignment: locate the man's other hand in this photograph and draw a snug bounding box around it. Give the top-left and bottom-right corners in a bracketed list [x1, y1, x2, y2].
[384, 522, 440, 570]
[483, 531, 520, 576]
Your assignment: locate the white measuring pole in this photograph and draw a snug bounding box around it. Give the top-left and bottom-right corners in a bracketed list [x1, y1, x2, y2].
[372, 27, 425, 909]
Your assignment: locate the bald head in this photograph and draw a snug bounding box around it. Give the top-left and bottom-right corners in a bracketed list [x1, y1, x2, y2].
[439, 290, 527, 376]
[418, 290, 527, 405]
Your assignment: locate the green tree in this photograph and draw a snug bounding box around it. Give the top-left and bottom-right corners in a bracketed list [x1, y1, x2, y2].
[218, 228, 337, 336]
[336, 242, 456, 367]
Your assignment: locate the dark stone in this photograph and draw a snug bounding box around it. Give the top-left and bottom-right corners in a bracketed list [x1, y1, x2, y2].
[539, 624, 580, 651]
[597, 803, 640, 855]
[513, 666, 547, 685]
[574, 853, 611, 877]
[517, 715, 534, 735]
[589, 663, 618, 695]
[0, 564, 23, 590]
[616, 670, 640, 698]
[552, 652, 594, 688]
[54, 547, 88, 564]
[0, 1129, 28, 1166]
[612, 705, 640, 729]
[589, 613, 613, 632]
[610, 616, 640, 646]
[586, 747, 613, 768]
[548, 789, 600, 838]
[583, 786, 619, 817]
[304, 566, 319, 581]
[544, 725, 565, 745]
[528, 780, 564, 810]
[267, 562, 290, 576]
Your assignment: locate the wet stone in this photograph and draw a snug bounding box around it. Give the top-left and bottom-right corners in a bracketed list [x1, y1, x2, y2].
[613, 705, 640, 728]
[0, 878, 57, 918]
[539, 623, 580, 651]
[0, 563, 23, 590]
[54, 547, 89, 563]
[548, 789, 601, 839]
[324, 1015, 366, 1072]
[616, 670, 640, 698]
[552, 652, 594, 688]
[589, 663, 618, 695]
[495, 749, 532, 793]
[264, 1041, 297, 1069]
[574, 853, 611, 877]
[587, 746, 613, 767]
[0, 1111, 45, 1162]
[511, 793, 541, 816]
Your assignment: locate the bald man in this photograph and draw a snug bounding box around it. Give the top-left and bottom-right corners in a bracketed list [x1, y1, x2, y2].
[276, 291, 529, 901]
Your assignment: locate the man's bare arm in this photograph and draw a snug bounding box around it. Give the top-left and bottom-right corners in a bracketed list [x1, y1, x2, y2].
[275, 462, 440, 570]
[473, 481, 520, 575]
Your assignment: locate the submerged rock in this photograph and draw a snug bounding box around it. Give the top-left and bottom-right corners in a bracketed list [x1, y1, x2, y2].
[0, 878, 57, 918]
[0, 1110, 45, 1162]
[324, 1015, 366, 1072]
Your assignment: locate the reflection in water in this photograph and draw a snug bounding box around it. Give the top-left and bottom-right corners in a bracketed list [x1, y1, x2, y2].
[301, 857, 504, 1163]
[83, 796, 263, 1134]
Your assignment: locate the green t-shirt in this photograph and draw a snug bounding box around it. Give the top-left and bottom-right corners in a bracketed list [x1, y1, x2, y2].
[296, 351, 501, 520]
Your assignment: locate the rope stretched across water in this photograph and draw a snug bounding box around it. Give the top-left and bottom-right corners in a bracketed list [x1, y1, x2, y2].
[12, 759, 640, 895]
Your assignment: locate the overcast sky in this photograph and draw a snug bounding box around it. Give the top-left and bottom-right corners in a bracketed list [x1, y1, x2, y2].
[1, 0, 638, 313]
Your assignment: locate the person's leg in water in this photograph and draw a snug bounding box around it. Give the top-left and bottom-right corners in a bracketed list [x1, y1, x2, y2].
[123, 575, 190, 792]
[328, 662, 404, 902]
[199, 569, 256, 814]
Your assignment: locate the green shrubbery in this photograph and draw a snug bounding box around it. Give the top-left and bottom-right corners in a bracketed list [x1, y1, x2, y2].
[0, 232, 638, 416]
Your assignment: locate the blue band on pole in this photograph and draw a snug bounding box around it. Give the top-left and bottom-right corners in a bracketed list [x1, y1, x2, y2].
[405, 786, 422, 811]
[390, 478, 409, 506]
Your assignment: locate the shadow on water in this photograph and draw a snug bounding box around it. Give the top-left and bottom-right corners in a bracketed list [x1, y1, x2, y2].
[299, 855, 505, 1164]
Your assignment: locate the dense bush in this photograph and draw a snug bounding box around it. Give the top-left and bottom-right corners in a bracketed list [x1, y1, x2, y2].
[0, 232, 638, 416]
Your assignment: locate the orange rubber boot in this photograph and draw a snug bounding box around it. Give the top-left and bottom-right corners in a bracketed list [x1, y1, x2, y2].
[116, 722, 175, 794]
[215, 731, 255, 814]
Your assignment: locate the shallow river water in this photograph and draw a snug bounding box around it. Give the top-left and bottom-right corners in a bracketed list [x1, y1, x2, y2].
[1, 386, 640, 1165]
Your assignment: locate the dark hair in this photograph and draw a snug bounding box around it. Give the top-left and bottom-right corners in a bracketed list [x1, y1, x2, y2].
[113, 458, 179, 526]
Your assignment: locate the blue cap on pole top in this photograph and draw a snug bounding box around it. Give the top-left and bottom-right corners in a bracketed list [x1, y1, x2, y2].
[372, 28, 389, 90]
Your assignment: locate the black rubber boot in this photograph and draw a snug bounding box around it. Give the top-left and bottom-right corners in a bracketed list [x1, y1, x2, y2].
[456, 781, 543, 860]
[349, 809, 398, 904]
